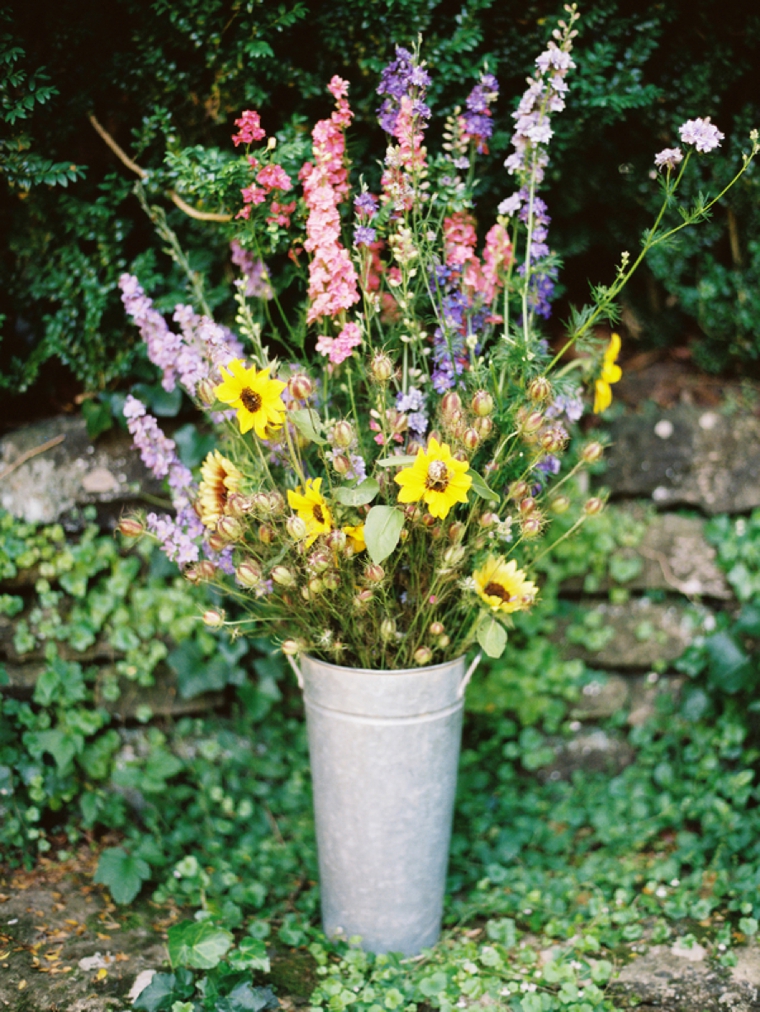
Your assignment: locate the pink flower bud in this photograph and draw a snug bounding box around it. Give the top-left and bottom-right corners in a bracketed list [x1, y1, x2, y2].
[508, 480, 530, 501]
[236, 560, 262, 587]
[202, 609, 225, 628]
[440, 391, 462, 417]
[521, 515, 543, 538]
[332, 420, 354, 448]
[308, 549, 331, 574]
[288, 373, 314, 401]
[584, 497, 604, 515]
[519, 497, 537, 515]
[332, 453, 352, 475]
[326, 529, 347, 552]
[429, 621, 445, 637]
[422, 512, 437, 527]
[479, 511, 500, 527]
[471, 390, 494, 417]
[520, 410, 544, 434]
[414, 646, 433, 666]
[448, 521, 466, 543]
[117, 516, 145, 538]
[528, 377, 552, 402]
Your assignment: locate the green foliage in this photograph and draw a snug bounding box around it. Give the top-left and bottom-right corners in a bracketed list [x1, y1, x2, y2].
[93, 845, 151, 904]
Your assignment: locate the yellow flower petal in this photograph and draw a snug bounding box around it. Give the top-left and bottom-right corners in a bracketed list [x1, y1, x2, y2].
[394, 438, 471, 520]
[473, 555, 538, 614]
[214, 360, 287, 437]
[593, 333, 622, 414]
[287, 477, 332, 547]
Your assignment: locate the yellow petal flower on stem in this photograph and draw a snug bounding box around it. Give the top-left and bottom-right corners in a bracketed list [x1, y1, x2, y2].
[214, 359, 287, 437]
[197, 450, 243, 528]
[287, 477, 333, 547]
[394, 437, 472, 520]
[473, 555, 538, 614]
[343, 524, 366, 553]
[593, 332, 623, 414]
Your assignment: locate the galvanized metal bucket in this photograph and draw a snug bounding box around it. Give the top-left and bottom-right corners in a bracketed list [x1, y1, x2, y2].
[288, 652, 480, 955]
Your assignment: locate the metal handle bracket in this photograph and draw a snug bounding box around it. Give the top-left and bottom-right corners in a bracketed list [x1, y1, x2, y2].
[457, 652, 482, 700]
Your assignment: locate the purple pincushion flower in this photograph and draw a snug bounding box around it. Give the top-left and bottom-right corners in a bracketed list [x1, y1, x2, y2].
[654, 147, 684, 171]
[679, 117, 724, 153]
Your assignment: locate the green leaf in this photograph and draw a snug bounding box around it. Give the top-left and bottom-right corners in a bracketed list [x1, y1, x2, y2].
[705, 632, 753, 694]
[376, 455, 416, 467]
[476, 615, 507, 658]
[735, 604, 760, 637]
[290, 408, 327, 445]
[363, 506, 404, 564]
[227, 937, 270, 972]
[469, 470, 499, 502]
[94, 847, 151, 905]
[132, 972, 178, 1011]
[133, 383, 183, 418]
[335, 478, 379, 506]
[81, 398, 114, 440]
[167, 919, 234, 970]
[217, 983, 279, 1012]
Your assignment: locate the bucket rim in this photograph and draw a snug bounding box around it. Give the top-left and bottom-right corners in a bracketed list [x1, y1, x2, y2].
[300, 652, 468, 678]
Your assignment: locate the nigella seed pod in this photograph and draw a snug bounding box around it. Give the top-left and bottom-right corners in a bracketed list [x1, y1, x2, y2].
[473, 415, 493, 439]
[332, 453, 352, 475]
[250, 492, 272, 514]
[549, 495, 571, 515]
[118, 516, 145, 538]
[541, 425, 568, 453]
[258, 524, 276, 545]
[380, 618, 397, 640]
[521, 515, 543, 538]
[421, 512, 437, 528]
[399, 528, 409, 542]
[508, 480, 530, 501]
[196, 560, 217, 581]
[325, 529, 347, 552]
[453, 448, 468, 462]
[184, 567, 201, 584]
[519, 497, 536, 516]
[308, 576, 324, 595]
[429, 621, 445, 637]
[406, 440, 424, 456]
[268, 491, 285, 515]
[206, 531, 227, 553]
[301, 586, 312, 601]
[197, 377, 216, 406]
[471, 390, 494, 417]
[371, 352, 394, 382]
[437, 634, 451, 649]
[281, 639, 302, 656]
[217, 515, 242, 541]
[286, 514, 308, 541]
[404, 504, 422, 521]
[414, 646, 434, 666]
[584, 497, 604, 516]
[440, 391, 462, 417]
[430, 525, 442, 539]
[462, 427, 480, 451]
[308, 549, 331, 574]
[332, 420, 354, 448]
[202, 609, 225, 628]
[364, 563, 385, 583]
[448, 521, 466, 543]
[428, 429, 443, 445]
[520, 410, 544, 435]
[582, 441, 604, 464]
[528, 376, 552, 402]
[236, 560, 262, 587]
[443, 544, 466, 567]
[323, 570, 340, 591]
[288, 373, 314, 401]
[479, 511, 500, 528]
[226, 492, 248, 518]
[271, 565, 296, 587]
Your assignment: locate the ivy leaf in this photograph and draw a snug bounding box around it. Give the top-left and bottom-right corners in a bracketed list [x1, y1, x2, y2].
[227, 937, 270, 972]
[705, 631, 753, 694]
[167, 919, 234, 970]
[131, 971, 178, 1011]
[376, 455, 416, 467]
[290, 408, 327, 445]
[469, 470, 500, 502]
[217, 983, 279, 1012]
[335, 478, 379, 506]
[476, 615, 507, 658]
[94, 847, 151, 905]
[364, 506, 404, 564]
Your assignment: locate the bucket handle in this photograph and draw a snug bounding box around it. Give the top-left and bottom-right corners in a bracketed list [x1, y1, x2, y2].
[287, 654, 304, 690]
[287, 650, 481, 698]
[457, 652, 482, 700]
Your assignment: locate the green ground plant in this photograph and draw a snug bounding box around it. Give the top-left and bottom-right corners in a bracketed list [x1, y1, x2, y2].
[2, 504, 760, 1010]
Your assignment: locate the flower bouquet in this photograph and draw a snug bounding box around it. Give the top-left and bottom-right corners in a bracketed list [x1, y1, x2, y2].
[116, 4, 756, 953]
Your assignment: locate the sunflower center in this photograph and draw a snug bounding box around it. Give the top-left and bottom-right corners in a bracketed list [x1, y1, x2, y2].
[240, 387, 262, 413]
[312, 504, 325, 525]
[483, 581, 511, 602]
[425, 459, 450, 493]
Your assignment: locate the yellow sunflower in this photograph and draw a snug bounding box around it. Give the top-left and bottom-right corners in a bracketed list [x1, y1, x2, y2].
[593, 333, 623, 414]
[394, 437, 472, 519]
[473, 556, 538, 614]
[197, 450, 243, 528]
[214, 360, 287, 437]
[287, 477, 333, 547]
[343, 524, 366, 553]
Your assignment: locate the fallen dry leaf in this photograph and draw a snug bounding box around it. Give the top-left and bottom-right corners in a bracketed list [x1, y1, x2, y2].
[95, 967, 108, 981]
[18, 980, 26, 991]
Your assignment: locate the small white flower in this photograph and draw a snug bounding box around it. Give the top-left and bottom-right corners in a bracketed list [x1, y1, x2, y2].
[679, 117, 724, 153]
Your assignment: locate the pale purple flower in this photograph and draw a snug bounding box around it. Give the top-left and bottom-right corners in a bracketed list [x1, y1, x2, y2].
[679, 117, 724, 153]
[124, 396, 178, 480]
[353, 225, 377, 247]
[498, 192, 522, 217]
[354, 192, 378, 217]
[654, 147, 684, 171]
[120, 273, 182, 392]
[230, 240, 274, 299]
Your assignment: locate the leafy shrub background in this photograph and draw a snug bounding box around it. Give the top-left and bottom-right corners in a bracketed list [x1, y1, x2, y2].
[1, 0, 758, 417]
